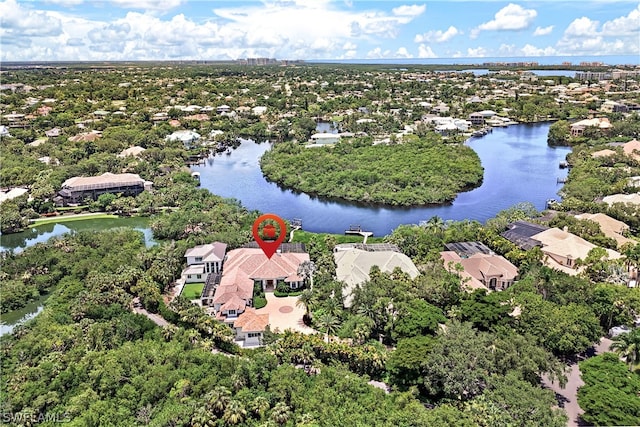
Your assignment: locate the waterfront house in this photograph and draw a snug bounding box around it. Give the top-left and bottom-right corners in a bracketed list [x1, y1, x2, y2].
[501, 221, 549, 250]
[574, 213, 636, 248]
[602, 193, 640, 206]
[165, 130, 201, 149]
[334, 244, 419, 307]
[469, 112, 485, 126]
[309, 133, 341, 145]
[211, 247, 309, 318]
[529, 227, 621, 276]
[440, 250, 518, 291]
[570, 117, 612, 137]
[184, 242, 227, 278]
[55, 172, 152, 206]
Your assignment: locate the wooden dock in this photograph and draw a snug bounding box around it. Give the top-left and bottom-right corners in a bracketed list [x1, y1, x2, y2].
[557, 177, 567, 184]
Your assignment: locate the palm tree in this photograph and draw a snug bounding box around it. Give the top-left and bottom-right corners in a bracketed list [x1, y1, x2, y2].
[205, 386, 231, 416]
[297, 260, 316, 289]
[296, 289, 315, 318]
[223, 400, 247, 425]
[270, 402, 291, 425]
[250, 396, 271, 419]
[315, 313, 339, 343]
[190, 406, 215, 427]
[611, 329, 640, 370]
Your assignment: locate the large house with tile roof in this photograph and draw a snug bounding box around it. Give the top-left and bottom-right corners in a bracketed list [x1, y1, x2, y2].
[211, 247, 310, 346]
[334, 244, 419, 307]
[529, 227, 621, 276]
[233, 308, 270, 347]
[440, 250, 518, 291]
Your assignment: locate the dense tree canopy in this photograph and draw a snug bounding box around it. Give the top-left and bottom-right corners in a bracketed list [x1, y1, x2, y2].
[260, 137, 483, 206]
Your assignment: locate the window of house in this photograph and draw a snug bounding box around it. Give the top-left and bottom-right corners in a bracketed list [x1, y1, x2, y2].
[248, 332, 261, 338]
[195, 257, 203, 262]
[228, 310, 236, 315]
[196, 274, 202, 279]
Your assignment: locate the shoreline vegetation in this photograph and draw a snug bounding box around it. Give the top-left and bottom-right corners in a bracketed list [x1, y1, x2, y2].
[28, 212, 118, 226]
[260, 136, 483, 206]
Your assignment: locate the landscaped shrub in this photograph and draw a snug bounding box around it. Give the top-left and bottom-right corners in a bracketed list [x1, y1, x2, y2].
[254, 296, 267, 309]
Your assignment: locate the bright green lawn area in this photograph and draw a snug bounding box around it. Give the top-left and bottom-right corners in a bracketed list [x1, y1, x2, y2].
[181, 283, 205, 300]
[291, 230, 385, 245]
[30, 213, 117, 227]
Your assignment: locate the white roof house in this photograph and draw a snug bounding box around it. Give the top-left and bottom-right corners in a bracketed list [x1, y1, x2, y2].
[309, 133, 341, 145]
[252, 106, 267, 116]
[0, 188, 28, 204]
[165, 130, 201, 148]
[602, 193, 640, 206]
[334, 249, 419, 307]
[118, 146, 147, 158]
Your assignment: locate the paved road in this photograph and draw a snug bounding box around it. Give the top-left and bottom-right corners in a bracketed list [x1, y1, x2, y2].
[133, 306, 169, 327]
[542, 337, 613, 427]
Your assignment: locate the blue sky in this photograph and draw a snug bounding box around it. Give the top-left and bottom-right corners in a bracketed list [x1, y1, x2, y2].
[1, 1, 639, 61]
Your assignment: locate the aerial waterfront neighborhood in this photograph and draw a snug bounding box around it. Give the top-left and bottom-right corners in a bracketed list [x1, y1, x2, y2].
[2, 0, 640, 422]
[1, 57, 640, 426]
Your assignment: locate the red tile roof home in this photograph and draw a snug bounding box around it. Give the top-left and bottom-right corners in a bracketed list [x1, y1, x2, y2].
[441, 251, 518, 291]
[212, 248, 309, 307]
[234, 308, 270, 333]
[623, 139, 640, 160]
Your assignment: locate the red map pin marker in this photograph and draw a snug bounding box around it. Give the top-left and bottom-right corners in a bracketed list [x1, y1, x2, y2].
[252, 214, 287, 259]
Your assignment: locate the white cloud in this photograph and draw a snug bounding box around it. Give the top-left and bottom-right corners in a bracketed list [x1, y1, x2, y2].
[556, 5, 639, 56]
[392, 4, 426, 17]
[414, 26, 460, 43]
[564, 17, 599, 37]
[43, 0, 84, 6]
[601, 4, 640, 36]
[342, 41, 357, 50]
[520, 44, 557, 56]
[417, 44, 437, 58]
[0, 0, 63, 38]
[533, 25, 553, 36]
[476, 3, 537, 32]
[366, 47, 384, 59]
[0, 0, 425, 61]
[395, 47, 413, 58]
[467, 46, 488, 57]
[109, 0, 185, 12]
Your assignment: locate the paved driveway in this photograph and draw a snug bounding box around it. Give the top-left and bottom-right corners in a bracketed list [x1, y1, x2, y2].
[542, 337, 613, 427]
[255, 293, 316, 335]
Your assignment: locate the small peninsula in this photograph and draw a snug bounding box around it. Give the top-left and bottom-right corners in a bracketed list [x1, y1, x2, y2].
[260, 136, 484, 206]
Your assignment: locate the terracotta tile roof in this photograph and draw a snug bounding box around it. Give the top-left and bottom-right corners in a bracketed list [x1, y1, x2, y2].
[440, 251, 518, 290]
[212, 248, 309, 305]
[531, 227, 621, 262]
[234, 308, 269, 333]
[220, 295, 247, 312]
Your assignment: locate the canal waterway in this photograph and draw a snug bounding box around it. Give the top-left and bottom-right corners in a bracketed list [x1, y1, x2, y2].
[0, 216, 154, 253]
[193, 122, 571, 236]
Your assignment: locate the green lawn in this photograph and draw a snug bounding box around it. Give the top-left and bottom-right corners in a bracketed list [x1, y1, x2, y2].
[181, 283, 205, 300]
[30, 213, 118, 227]
[291, 230, 385, 245]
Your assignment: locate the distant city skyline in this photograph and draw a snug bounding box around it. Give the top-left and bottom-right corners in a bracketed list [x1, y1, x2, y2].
[1, 0, 639, 62]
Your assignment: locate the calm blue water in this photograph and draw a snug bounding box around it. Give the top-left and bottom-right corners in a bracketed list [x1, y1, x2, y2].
[193, 122, 571, 236]
[0, 216, 155, 253]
